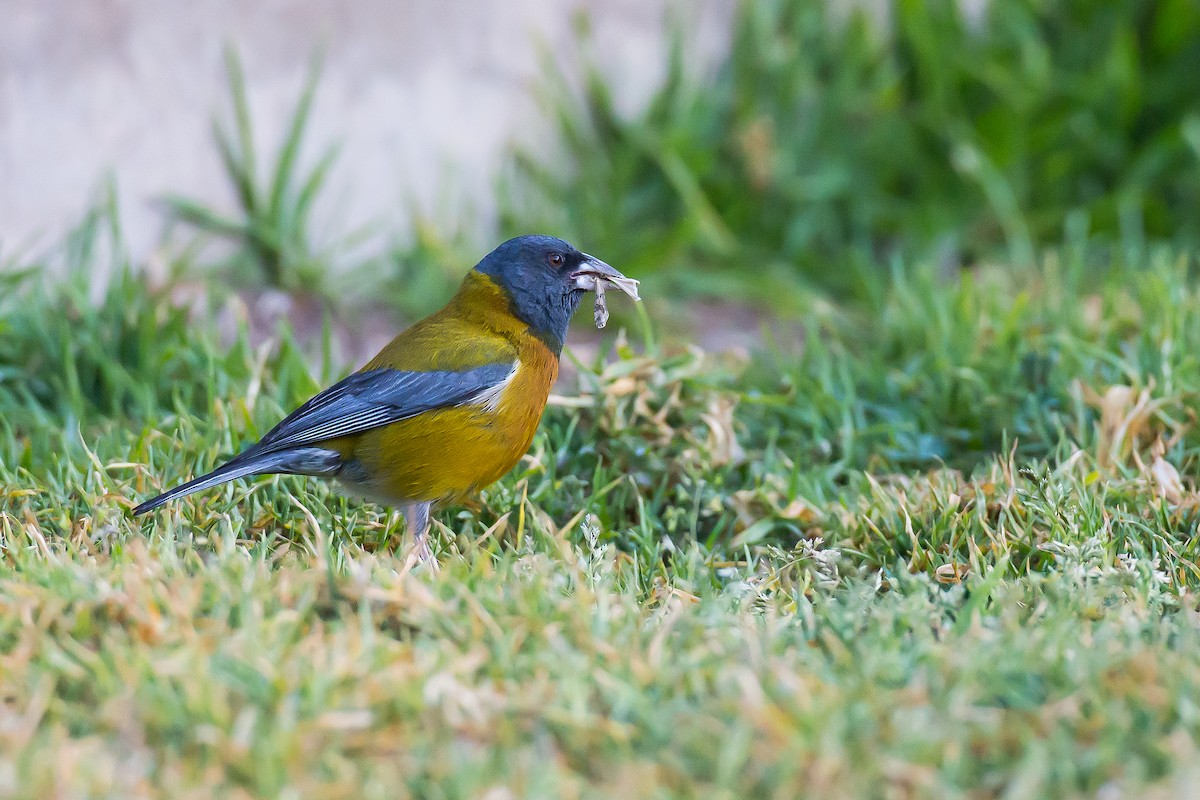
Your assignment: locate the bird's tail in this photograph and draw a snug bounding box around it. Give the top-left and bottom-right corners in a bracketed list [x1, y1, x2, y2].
[133, 446, 342, 515]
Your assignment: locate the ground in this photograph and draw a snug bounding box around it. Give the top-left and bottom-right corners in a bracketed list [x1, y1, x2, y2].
[3, 245, 1199, 798]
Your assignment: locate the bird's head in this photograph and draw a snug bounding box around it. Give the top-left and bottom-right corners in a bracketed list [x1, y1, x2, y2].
[473, 235, 640, 352]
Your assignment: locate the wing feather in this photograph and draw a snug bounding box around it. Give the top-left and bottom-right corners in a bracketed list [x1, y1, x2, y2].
[133, 361, 519, 515]
[250, 362, 516, 454]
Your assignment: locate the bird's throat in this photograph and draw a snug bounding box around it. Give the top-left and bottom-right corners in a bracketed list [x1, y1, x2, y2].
[458, 271, 579, 354]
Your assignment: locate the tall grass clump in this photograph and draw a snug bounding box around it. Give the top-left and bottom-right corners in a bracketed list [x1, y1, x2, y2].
[503, 0, 1200, 299]
[161, 47, 353, 293]
[8, 197, 1200, 795]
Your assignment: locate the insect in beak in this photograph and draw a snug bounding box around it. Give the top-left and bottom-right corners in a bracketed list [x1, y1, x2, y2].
[571, 255, 639, 329]
[571, 255, 641, 301]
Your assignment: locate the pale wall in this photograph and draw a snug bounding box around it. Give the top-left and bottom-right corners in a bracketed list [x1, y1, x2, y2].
[0, 0, 731, 261]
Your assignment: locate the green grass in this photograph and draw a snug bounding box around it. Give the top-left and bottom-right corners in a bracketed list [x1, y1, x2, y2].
[6, 3, 1200, 794]
[160, 46, 364, 295]
[4, 204, 1200, 796]
[500, 0, 1200, 304]
[146, 1, 1200, 319]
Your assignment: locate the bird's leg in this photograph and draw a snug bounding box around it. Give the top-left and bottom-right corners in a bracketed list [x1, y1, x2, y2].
[402, 501, 437, 571]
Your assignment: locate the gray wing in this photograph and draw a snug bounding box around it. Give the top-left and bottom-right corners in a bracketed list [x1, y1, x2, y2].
[252, 362, 517, 453]
[132, 362, 517, 515]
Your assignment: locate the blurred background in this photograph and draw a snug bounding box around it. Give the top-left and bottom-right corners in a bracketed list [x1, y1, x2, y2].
[9, 5, 1200, 794]
[3, 0, 1199, 324]
[1, 0, 729, 276]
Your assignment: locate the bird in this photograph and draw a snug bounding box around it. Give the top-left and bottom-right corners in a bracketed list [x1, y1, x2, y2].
[133, 235, 640, 563]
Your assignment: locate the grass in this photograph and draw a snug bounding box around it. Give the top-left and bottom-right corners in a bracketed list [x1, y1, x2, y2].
[160, 47, 360, 295]
[500, 0, 1200, 303]
[144, 1, 1200, 318]
[4, 202, 1200, 796]
[5, 1, 1200, 792]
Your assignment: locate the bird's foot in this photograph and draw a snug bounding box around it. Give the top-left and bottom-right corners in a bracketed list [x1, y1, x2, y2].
[399, 500, 439, 574]
[413, 534, 440, 573]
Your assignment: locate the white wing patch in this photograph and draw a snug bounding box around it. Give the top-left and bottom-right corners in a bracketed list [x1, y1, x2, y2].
[467, 361, 519, 412]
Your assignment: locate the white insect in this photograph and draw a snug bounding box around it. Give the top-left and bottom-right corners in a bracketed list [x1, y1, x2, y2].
[594, 280, 609, 329]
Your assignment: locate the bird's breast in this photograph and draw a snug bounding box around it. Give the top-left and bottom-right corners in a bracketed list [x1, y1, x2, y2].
[486, 339, 559, 451]
[342, 335, 559, 506]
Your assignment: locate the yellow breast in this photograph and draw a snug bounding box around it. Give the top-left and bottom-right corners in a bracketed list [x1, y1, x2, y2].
[334, 272, 560, 506]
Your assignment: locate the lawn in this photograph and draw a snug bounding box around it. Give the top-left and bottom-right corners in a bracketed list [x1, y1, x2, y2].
[5, 0, 1200, 795]
[3, 208, 1199, 798]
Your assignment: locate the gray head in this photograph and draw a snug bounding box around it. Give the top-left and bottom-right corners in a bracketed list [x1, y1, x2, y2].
[473, 234, 639, 352]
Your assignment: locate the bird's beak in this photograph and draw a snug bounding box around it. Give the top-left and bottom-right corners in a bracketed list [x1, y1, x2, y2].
[572, 254, 641, 301]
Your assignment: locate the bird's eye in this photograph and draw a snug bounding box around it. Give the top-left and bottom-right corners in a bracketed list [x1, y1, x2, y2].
[548, 252, 564, 268]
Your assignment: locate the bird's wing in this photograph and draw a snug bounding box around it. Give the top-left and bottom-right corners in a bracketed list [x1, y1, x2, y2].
[251, 362, 517, 453]
[131, 361, 519, 516]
